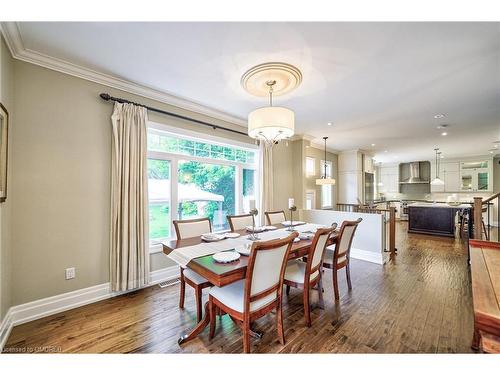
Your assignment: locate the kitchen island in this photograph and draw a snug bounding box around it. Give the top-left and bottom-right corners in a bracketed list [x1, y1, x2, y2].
[408, 203, 470, 237]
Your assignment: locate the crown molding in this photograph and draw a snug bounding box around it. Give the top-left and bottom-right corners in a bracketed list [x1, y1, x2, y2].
[309, 140, 339, 154]
[0, 22, 247, 128]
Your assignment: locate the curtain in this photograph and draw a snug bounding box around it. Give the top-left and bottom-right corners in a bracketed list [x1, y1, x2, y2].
[110, 102, 150, 292]
[259, 142, 274, 224]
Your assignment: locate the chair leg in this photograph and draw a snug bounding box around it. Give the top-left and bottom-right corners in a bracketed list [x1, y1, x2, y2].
[179, 268, 185, 309]
[195, 287, 203, 322]
[346, 264, 352, 290]
[209, 296, 216, 339]
[277, 303, 285, 345]
[303, 287, 311, 327]
[286, 285, 291, 296]
[333, 269, 340, 301]
[243, 320, 251, 353]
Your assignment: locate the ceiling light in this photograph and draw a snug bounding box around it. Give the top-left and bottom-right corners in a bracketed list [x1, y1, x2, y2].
[384, 150, 388, 153]
[431, 148, 445, 186]
[371, 143, 376, 147]
[316, 137, 336, 186]
[327, 122, 332, 126]
[243, 63, 301, 145]
[441, 132, 447, 136]
[434, 114, 446, 119]
[494, 144, 498, 148]
[490, 151, 494, 154]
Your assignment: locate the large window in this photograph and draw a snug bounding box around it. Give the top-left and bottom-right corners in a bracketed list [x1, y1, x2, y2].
[147, 126, 258, 244]
[320, 160, 333, 208]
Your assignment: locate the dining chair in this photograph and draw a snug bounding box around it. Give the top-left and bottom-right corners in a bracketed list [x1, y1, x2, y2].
[323, 218, 362, 301]
[173, 217, 213, 322]
[283, 227, 335, 327]
[208, 232, 298, 353]
[227, 213, 254, 231]
[265, 210, 286, 225]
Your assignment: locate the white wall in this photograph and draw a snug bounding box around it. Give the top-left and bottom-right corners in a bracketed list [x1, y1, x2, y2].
[300, 209, 386, 265]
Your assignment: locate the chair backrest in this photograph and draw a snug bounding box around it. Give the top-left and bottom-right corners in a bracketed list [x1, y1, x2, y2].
[173, 217, 212, 239]
[336, 218, 362, 260]
[244, 232, 298, 313]
[304, 227, 335, 283]
[265, 210, 286, 225]
[227, 214, 254, 231]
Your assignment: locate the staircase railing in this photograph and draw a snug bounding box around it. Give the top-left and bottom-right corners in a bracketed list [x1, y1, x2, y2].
[473, 192, 500, 241]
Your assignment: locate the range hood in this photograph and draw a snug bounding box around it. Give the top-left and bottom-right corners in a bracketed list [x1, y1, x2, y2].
[399, 161, 430, 184]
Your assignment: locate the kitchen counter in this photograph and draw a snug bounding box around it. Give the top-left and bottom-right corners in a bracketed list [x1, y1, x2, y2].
[407, 204, 466, 237]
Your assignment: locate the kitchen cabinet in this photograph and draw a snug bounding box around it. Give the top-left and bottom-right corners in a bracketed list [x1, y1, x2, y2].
[459, 160, 492, 192]
[379, 166, 399, 194]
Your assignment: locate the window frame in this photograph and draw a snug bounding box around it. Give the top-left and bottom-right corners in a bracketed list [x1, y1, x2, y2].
[320, 160, 333, 209]
[147, 121, 260, 253]
[305, 157, 316, 177]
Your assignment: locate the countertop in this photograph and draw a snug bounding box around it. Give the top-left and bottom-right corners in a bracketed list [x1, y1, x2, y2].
[407, 202, 470, 209]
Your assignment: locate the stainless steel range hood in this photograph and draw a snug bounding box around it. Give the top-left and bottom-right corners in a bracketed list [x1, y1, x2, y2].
[399, 161, 430, 184]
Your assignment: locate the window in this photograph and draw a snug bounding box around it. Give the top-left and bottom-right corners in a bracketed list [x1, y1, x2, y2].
[320, 160, 333, 208]
[305, 190, 316, 210]
[305, 157, 315, 177]
[147, 125, 258, 245]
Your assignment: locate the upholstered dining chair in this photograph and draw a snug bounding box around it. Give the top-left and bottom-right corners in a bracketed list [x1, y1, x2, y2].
[227, 213, 254, 231]
[283, 227, 335, 327]
[265, 210, 286, 225]
[208, 232, 298, 353]
[323, 218, 362, 301]
[173, 217, 213, 322]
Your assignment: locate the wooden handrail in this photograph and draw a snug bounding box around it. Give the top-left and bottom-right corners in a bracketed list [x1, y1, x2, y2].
[483, 191, 500, 204]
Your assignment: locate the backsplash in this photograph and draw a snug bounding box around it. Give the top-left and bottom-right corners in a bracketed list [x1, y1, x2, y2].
[380, 191, 491, 203]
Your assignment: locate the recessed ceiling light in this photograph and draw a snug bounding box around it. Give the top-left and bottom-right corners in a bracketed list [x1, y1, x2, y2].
[494, 144, 499, 148]
[441, 132, 447, 136]
[371, 143, 376, 147]
[384, 150, 388, 153]
[327, 122, 332, 126]
[434, 114, 446, 119]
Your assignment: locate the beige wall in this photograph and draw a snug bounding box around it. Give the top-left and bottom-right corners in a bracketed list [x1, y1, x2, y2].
[0, 36, 13, 320]
[272, 141, 294, 213]
[10, 60, 252, 305]
[304, 143, 338, 209]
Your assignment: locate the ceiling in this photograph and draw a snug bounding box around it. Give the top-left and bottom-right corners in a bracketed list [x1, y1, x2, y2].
[8, 22, 500, 162]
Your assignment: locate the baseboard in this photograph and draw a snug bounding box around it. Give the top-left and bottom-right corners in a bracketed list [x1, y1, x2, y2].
[0, 309, 13, 351]
[350, 248, 384, 265]
[0, 265, 179, 351]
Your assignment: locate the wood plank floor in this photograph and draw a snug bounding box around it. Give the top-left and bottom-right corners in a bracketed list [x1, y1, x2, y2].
[4, 222, 480, 353]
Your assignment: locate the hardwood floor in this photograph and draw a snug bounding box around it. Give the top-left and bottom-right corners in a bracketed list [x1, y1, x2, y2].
[4, 222, 479, 353]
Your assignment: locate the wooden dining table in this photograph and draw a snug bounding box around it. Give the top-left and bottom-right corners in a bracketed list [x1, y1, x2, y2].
[162, 223, 339, 345]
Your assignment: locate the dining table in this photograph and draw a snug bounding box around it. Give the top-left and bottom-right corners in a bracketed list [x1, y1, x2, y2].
[162, 222, 339, 345]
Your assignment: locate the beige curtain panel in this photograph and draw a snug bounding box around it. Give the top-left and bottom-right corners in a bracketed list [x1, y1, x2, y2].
[110, 102, 150, 292]
[259, 142, 274, 224]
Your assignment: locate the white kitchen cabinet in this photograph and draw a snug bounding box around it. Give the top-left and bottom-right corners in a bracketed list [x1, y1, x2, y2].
[379, 166, 399, 193]
[444, 171, 460, 192]
[459, 160, 492, 192]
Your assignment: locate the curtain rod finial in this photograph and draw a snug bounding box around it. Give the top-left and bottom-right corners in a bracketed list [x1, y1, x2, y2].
[100, 93, 111, 101]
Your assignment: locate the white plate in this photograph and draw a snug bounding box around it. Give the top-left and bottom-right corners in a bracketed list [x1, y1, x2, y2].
[281, 221, 306, 227]
[263, 225, 277, 230]
[235, 244, 252, 256]
[201, 233, 225, 242]
[213, 251, 241, 263]
[293, 237, 301, 243]
[224, 232, 241, 238]
[299, 233, 313, 240]
[246, 226, 266, 233]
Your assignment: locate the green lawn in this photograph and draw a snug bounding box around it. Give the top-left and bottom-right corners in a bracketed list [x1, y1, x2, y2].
[149, 204, 170, 239]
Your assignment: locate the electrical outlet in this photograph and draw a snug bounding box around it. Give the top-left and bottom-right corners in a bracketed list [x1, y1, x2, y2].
[65, 267, 75, 280]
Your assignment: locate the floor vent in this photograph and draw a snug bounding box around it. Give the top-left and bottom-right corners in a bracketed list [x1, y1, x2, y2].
[158, 278, 180, 288]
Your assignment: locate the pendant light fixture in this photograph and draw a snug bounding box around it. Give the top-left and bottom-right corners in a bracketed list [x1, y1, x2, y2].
[247, 80, 294, 144]
[430, 148, 445, 186]
[316, 137, 336, 185]
[242, 62, 301, 146]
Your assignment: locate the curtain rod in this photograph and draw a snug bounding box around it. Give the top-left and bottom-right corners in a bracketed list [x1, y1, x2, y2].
[99, 93, 249, 137]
